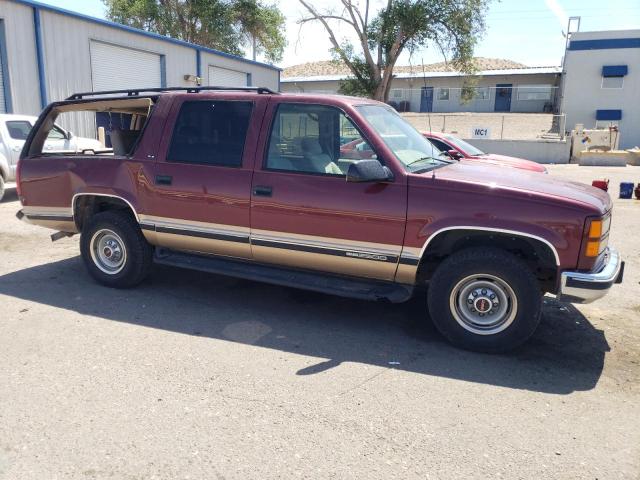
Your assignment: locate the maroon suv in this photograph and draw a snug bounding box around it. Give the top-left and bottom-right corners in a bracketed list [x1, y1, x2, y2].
[16, 87, 623, 352]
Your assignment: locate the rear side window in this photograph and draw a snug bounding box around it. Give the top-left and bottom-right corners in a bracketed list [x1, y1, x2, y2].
[167, 100, 253, 167]
[6, 121, 32, 140]
[428, 138, 450, 152]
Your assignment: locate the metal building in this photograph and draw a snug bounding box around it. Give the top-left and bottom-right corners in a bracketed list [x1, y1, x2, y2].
[0, 0, 281, 135]
[561, 29, 640, 149]
[281, 66, 562, 114]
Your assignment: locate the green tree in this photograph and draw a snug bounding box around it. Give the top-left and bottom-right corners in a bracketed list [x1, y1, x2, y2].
[299, 0, 490, 101]
[103, 0, 286, 63]
[234, 0, 287, 63]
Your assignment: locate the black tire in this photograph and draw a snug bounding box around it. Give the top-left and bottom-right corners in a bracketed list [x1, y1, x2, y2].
[0, 176, 5, 202]
[80, 210, 153, 288]
[427, 247, 542, 353]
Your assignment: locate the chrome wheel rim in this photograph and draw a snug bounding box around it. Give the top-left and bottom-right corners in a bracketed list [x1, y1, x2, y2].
[90, 229, 127, 275]
[449, 273, 518, 335]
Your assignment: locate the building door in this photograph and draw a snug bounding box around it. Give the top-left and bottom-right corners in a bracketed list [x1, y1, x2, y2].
[90, 41, 163, 145]
[420, 86, 434, 112]
[494, 84, 512, 112]
[208, 66, 248, 87]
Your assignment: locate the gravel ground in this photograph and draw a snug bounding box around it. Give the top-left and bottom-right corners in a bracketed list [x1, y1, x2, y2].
[402, 112, 562, 140]
[0, 166, 639, 480]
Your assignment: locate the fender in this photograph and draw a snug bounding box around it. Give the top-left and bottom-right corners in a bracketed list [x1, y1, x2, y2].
[419, 226, 560, 265]
[396, 226, 561, 285]
[71, 192, 140, 223]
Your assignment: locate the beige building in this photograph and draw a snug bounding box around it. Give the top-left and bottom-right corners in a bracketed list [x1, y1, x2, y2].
[281, 59, 561, 114]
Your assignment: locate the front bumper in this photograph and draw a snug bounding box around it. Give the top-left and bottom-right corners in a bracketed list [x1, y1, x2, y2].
[558, 248, 624, 304]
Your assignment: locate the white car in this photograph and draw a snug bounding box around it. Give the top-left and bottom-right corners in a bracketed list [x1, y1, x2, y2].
[0, 114, 103, 201]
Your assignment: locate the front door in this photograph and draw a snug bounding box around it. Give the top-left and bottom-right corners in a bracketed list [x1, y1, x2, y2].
[420, 86, 434, 112]
[494, 84, 512, 112]
[144, 95, 267, 259]
[250, 102, 407, 281]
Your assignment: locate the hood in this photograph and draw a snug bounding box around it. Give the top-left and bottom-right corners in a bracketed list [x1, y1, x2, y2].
[414, 161, 611, 214]
[465, 154, 547, 173]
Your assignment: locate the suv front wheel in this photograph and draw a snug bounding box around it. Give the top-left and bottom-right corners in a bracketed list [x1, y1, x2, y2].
[80, 210, 153, 288]
[427, 248, 542, 352]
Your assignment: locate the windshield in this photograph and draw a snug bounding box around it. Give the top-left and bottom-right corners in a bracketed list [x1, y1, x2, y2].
[356, 104, 450, 173]
[444, 134, 486, 156]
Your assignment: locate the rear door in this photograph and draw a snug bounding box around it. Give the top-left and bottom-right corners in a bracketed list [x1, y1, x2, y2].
[249, 101, 407, 282]
[142, 94, 268, 259]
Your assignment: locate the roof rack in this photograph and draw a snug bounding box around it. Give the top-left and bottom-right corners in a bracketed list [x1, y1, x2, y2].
[66, 86, 278, 101]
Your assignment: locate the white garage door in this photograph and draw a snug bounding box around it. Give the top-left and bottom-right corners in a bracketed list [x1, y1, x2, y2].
[208, 66, 247, 87]
[90, 41, 162, 91]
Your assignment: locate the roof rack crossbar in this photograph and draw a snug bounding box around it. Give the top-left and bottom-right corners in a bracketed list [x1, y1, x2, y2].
[66, 86, 278, 100]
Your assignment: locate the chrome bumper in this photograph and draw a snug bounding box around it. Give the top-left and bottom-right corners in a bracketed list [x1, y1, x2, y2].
[558, 248, 624, 304]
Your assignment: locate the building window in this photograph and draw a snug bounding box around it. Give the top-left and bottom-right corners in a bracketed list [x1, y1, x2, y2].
[517, 85, 553, 101]
[438, 88, 450, 101]
[474, 87, 490, 100]
[602, 76, 624, 89]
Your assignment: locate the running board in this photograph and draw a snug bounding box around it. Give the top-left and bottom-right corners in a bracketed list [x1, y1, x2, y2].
[153, 248, 414, 303]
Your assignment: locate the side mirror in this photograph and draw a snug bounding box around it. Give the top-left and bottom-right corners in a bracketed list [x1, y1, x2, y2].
[346, 159, 393, 183]
[447, 149, 462, 160]
[66, 131, 74, 140]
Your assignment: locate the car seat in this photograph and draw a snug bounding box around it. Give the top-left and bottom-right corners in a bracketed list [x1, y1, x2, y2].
[300, 137, 341, 175]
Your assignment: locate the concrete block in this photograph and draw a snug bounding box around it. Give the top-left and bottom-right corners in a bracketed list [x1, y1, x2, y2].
[578, 150, 628, 167]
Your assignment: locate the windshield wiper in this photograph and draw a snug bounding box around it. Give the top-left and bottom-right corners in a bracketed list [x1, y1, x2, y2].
[405, 156, 442, 168]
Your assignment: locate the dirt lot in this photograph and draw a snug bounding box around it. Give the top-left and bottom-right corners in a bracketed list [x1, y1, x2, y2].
[402, 112, 561, 140]
[0, 165, 639, 479]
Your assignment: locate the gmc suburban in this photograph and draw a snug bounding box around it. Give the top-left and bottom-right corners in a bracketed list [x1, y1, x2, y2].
[16, 87, 624, 352]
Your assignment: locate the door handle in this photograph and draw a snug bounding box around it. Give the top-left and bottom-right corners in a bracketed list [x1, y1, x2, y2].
[155, 174, 172, 186]
[253, 185, 272, 197]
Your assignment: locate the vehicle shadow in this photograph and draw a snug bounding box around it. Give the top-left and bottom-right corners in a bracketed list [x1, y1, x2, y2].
[0, 186, 18, 203]
[0, 257, 609, 394]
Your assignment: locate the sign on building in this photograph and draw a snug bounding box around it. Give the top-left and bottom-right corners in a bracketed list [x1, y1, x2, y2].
[471, 127, 491, 139]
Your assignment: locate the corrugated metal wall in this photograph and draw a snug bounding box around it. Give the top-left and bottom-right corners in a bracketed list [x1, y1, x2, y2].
[0, 1, 41, 115]
[0, 0, 280, 136]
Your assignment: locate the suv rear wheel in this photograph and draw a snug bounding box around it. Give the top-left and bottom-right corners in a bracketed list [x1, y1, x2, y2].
[427, 248, 542, 352]
[80, 210, 152, 288]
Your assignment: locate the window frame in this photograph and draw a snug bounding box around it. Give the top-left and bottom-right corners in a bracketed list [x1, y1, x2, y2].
[601, 76, 624, 89]
[166, 99, 254, 168]
[516, 84, 553, 101]
[262, 102, 382, 178]
[438, 88, 450, 101]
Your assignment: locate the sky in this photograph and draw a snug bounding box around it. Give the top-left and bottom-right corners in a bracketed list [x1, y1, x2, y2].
[42, 0, 640, 68]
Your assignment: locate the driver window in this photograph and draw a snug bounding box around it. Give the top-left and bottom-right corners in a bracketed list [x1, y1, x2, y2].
[265, 103, 375, 176]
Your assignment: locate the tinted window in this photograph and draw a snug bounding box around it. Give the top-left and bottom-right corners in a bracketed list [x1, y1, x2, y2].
[265, 103, 376, 176]
[428, 138, 450, 152]
[6, 121, 32, 140]
[168, 100, 252, 167]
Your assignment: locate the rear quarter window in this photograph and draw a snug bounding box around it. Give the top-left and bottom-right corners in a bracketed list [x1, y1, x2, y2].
[6, 121, 33, 140]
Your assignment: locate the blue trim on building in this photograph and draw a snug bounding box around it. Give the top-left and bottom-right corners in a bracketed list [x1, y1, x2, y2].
[602, 65, 628, 77]
[32, 7, 47, 109]
[246, 73, 252, 86]
[596, 109, 622, 121]
[0, 20, 13, 113]
[568, 38, 640, 51]
[10, 0, 281, 72]
[159, 55, 167, 87]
